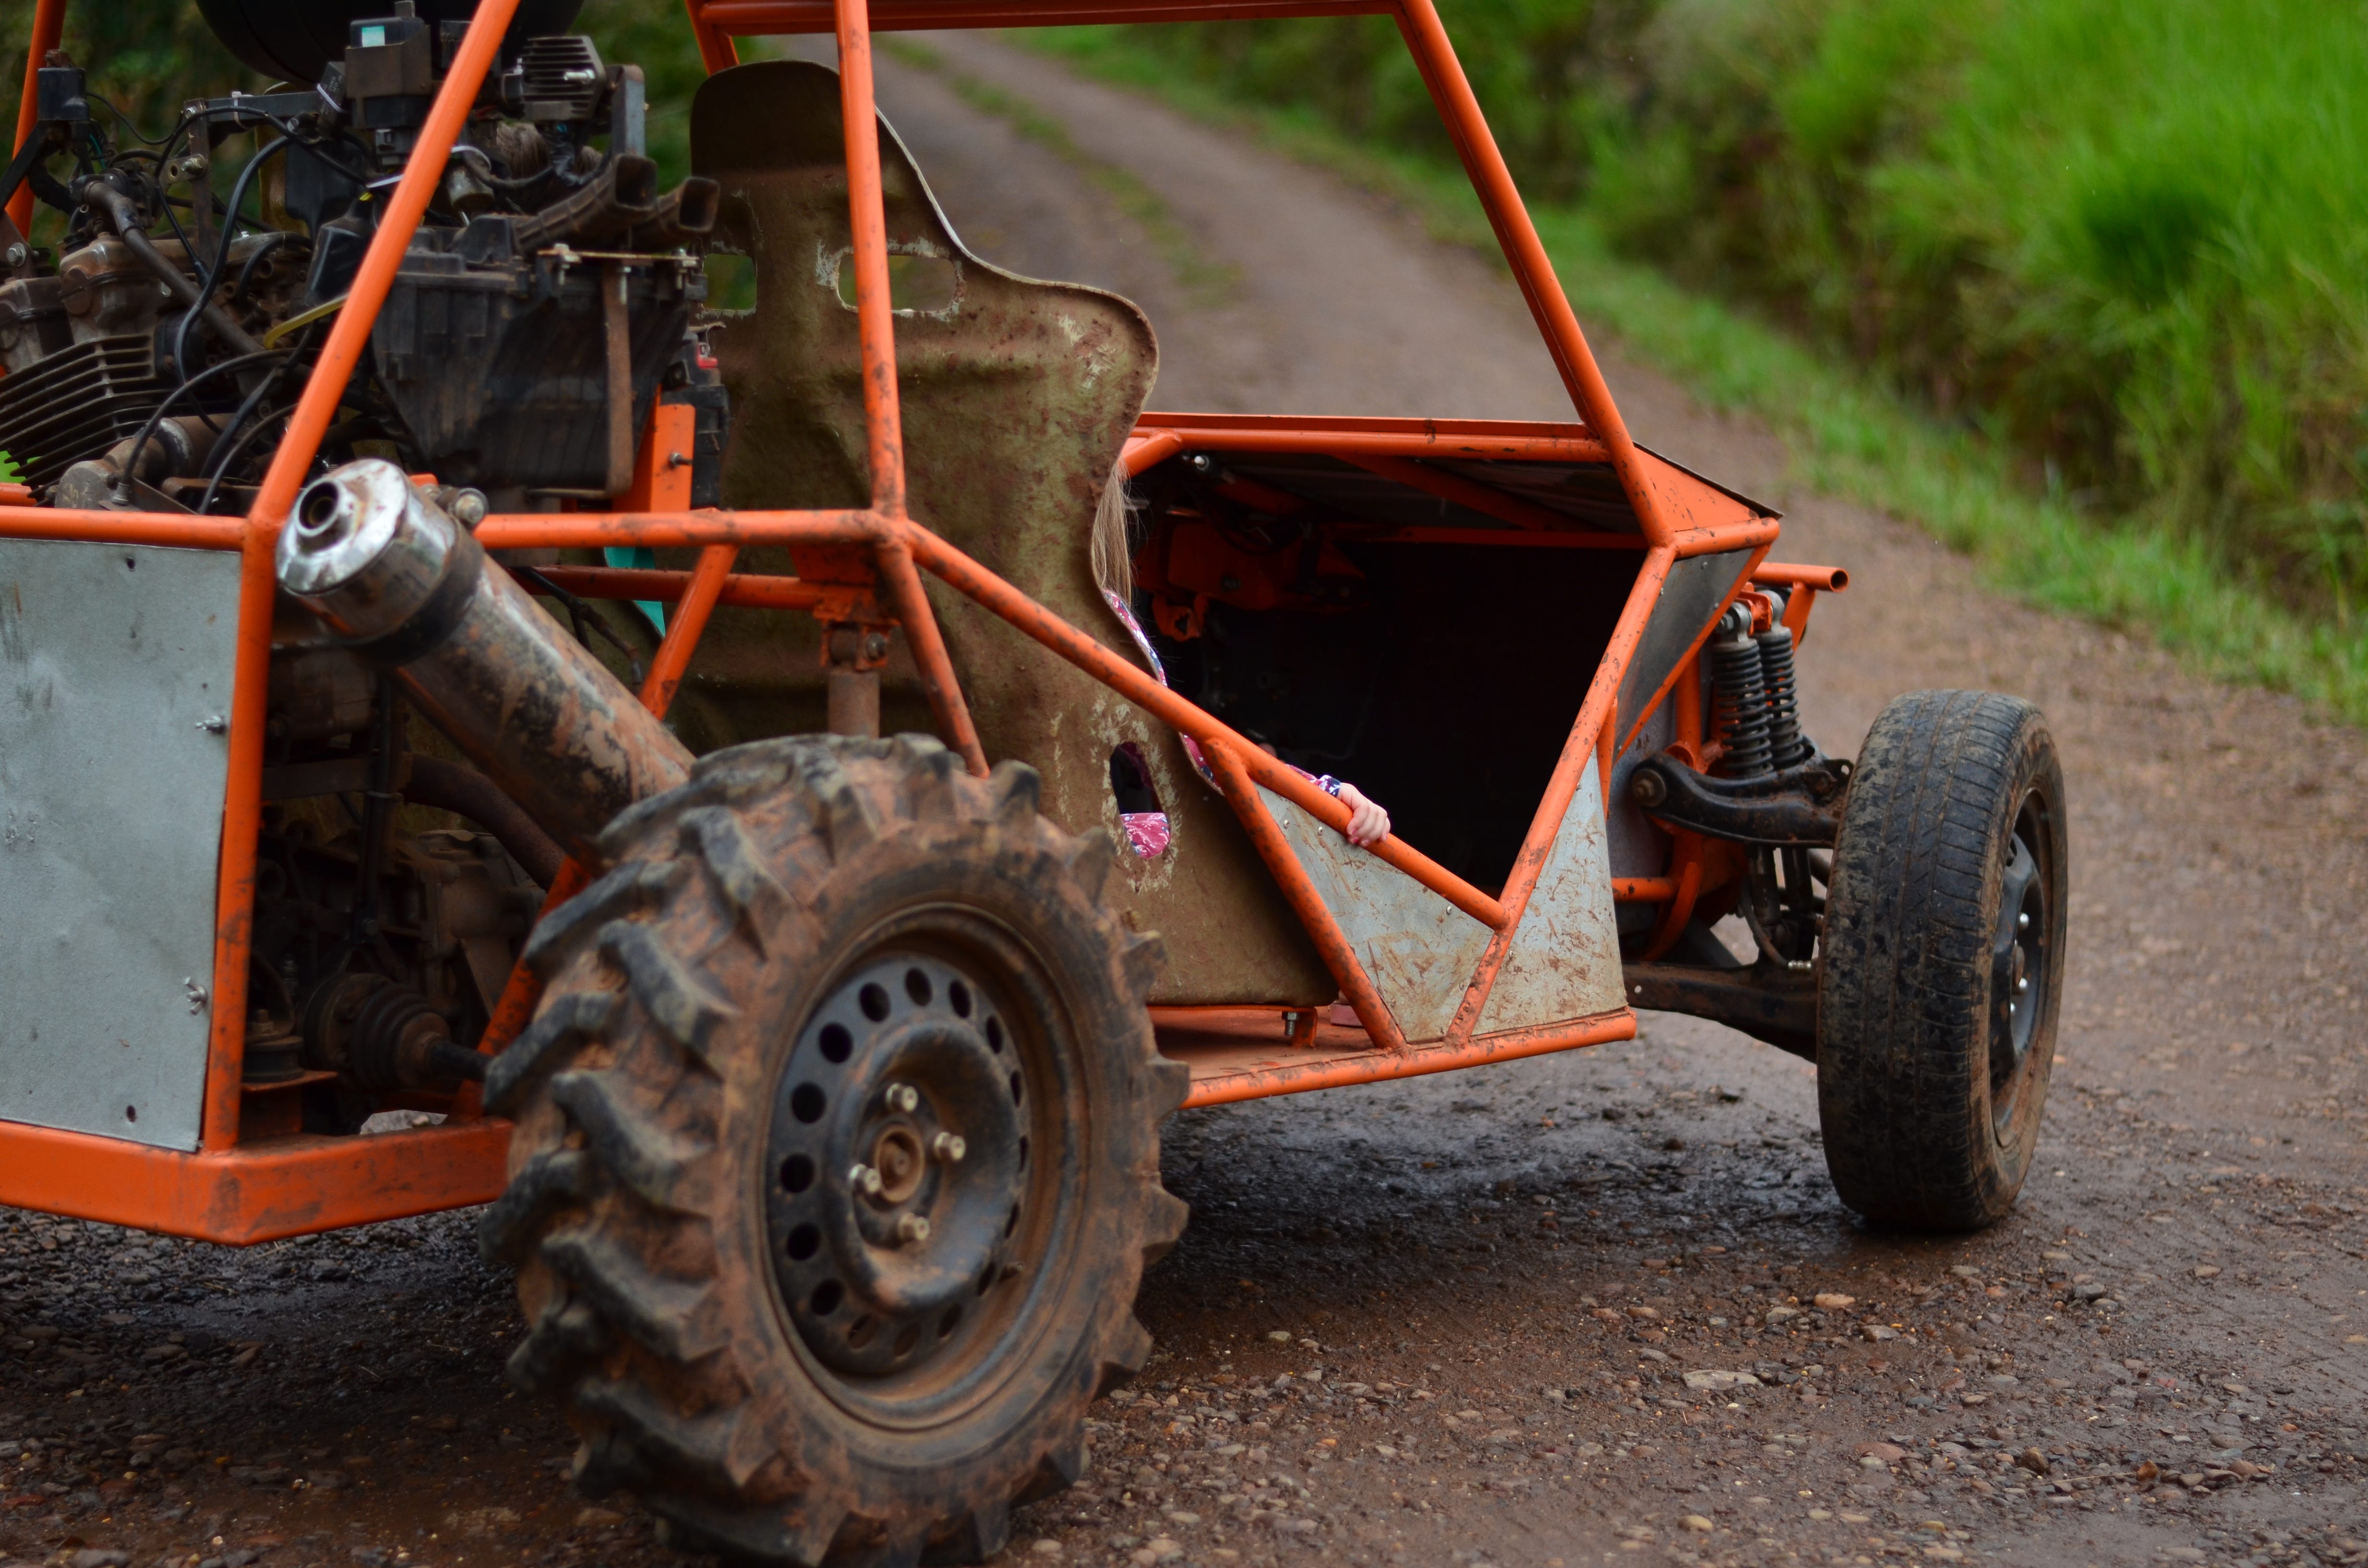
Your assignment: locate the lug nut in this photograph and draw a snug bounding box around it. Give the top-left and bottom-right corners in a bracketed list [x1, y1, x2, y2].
[895, 1214, 932, 1245]
[884, 1083, 919, 1114]
[931, 1132, 967, 1164]
[849, 1163, 883, 1197]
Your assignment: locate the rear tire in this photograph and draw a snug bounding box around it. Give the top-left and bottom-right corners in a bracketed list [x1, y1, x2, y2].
[479, 735, 1187, 1567]
[1816, 691, 2065, 1230]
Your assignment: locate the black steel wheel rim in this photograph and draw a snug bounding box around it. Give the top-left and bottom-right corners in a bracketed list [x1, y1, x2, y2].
[763, 922, 1063, 1421]
[1987, 791, 2052, 1136]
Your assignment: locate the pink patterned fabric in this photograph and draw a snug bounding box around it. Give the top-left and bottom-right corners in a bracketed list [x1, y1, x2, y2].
[1106, 592, 1178, 858]
[1120, 811, 1172, 859]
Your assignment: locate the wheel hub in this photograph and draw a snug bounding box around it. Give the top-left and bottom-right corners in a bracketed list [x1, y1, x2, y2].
[765, 954, 1029, 1379]
[1987, 815, 2050, 1129]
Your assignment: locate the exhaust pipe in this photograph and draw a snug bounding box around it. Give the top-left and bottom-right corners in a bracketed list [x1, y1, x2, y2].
[276, 459, 691, 867]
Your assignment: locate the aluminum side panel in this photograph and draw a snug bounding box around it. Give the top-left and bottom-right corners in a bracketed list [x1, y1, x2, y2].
[1615, 547, 1754, 748]
[1261, 787, 1494, 1043]
[0, 541, 237, 1151]
[1474, 764, 1625, 1035]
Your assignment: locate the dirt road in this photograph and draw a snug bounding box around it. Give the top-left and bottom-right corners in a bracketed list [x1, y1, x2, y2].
[6, 32, 2368, 1568]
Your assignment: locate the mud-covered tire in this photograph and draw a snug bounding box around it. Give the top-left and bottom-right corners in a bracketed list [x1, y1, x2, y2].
[1816, 691, 2066, 1231]
[477, 734, 1187, 1567]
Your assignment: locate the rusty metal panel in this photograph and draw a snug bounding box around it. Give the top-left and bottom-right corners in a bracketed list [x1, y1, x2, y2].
[1260, 785, 1494, 1042]
[0, 540, 238, 1152]
[1473, 763, 1625, 1036]
[691, 60, 1332, 1004]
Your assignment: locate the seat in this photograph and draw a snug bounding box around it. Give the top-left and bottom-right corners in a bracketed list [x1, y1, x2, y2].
[677, 60, 1331, 1004]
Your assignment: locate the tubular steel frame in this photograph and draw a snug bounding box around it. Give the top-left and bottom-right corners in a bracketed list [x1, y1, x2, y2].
[0, 0, 1829, 1240]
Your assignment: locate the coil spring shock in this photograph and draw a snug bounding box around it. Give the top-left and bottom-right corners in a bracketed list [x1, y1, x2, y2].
[1711, 622, 1775, 778]
[1756, 625, 1811, 770]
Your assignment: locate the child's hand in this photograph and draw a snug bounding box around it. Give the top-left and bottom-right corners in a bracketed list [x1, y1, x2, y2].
[1337, 783, 1390, 847]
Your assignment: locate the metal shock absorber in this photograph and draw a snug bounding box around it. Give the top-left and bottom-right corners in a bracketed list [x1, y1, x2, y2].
[1709, 612, 1775, 778]
[1755, 623, 1812, 770]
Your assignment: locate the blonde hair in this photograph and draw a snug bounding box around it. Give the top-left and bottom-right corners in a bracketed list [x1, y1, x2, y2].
[1091, 449, 1137, 603]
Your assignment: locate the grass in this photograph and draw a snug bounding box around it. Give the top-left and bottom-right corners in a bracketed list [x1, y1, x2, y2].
[1006, 26, 2368, 724]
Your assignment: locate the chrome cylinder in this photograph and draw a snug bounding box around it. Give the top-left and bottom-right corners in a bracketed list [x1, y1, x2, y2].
[277, 459, 692, 866]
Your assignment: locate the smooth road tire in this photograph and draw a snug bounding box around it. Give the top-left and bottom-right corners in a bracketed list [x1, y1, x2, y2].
[1817, 690, 2066, 1231]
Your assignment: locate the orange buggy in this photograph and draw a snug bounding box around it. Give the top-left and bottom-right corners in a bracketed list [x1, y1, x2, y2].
[0, 0, 2064, 1557]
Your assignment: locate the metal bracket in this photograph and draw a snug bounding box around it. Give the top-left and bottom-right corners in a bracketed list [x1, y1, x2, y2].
[1629, 753, 1851, 847]
[824, 622, 893, 738]
[1622, 962, 1816, 1061]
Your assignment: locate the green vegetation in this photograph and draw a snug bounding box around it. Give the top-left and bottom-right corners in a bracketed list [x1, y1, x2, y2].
[1024, 8, 2368, 722]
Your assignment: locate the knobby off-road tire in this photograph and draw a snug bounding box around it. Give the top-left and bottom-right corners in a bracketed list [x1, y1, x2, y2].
[1817, 691, 2066, 1231]
[476, 735, 1188, 1567]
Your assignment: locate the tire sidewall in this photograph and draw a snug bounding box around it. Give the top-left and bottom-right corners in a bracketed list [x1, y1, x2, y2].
[1964, 714, 2066, 1213]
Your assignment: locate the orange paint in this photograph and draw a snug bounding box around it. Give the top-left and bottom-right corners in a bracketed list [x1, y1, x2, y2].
[0, 1120, 509, 1245]
[683, 0, 741, 72]
[1200, 737, 1405, 1052]
[696, 0, 1390, 28]
[625, 403, 700, 513]
[3, 0, 1834, 1239]
[5, 0, 64, 236]
[473, 508, 877, 550]
[641, 546, 739, 714]
[1171, 1007, 1633, 1108]
[0, 510, 244, 547]
[525, 564, 836, 612]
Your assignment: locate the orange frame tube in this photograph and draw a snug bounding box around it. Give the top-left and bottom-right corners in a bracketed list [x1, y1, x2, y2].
[5, 0, 65, 236]
[0, 0, 1807, 1235]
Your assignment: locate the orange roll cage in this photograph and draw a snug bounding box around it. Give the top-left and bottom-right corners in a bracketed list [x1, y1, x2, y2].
[0, 0, 1831, 1241]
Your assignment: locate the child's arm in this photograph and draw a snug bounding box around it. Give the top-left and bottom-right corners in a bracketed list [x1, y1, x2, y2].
[1330, 780, 1390, 847]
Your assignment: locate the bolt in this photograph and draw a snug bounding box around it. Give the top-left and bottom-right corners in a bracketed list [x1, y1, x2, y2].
[884, 1083, 919, 1114]
[931, 1132, 967, 1164]
[2018, 911, 2031, 931]
[861, 632, 890, 662]
[2, 242, 24, 269]
[2017, 977, 2030, 993]
[848, 1163, 882, 1197]
[895, 1214, 932, 1245]
[1629, 769, 1667, 808]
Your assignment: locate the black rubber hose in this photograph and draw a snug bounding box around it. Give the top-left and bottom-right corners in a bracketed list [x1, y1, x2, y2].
[428, 1040, 490, 1083]
[193, 404, 291, 515]
[229, 229, 298, 306]
[110, 346, 287, 497]
[167, 136, 287, 378]
[81, 181, 265, 358]
[403, 756, 568, 888]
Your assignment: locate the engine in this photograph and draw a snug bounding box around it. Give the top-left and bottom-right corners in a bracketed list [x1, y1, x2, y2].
[0, 3, 727, 511]
[0, 3, 731, 1122]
